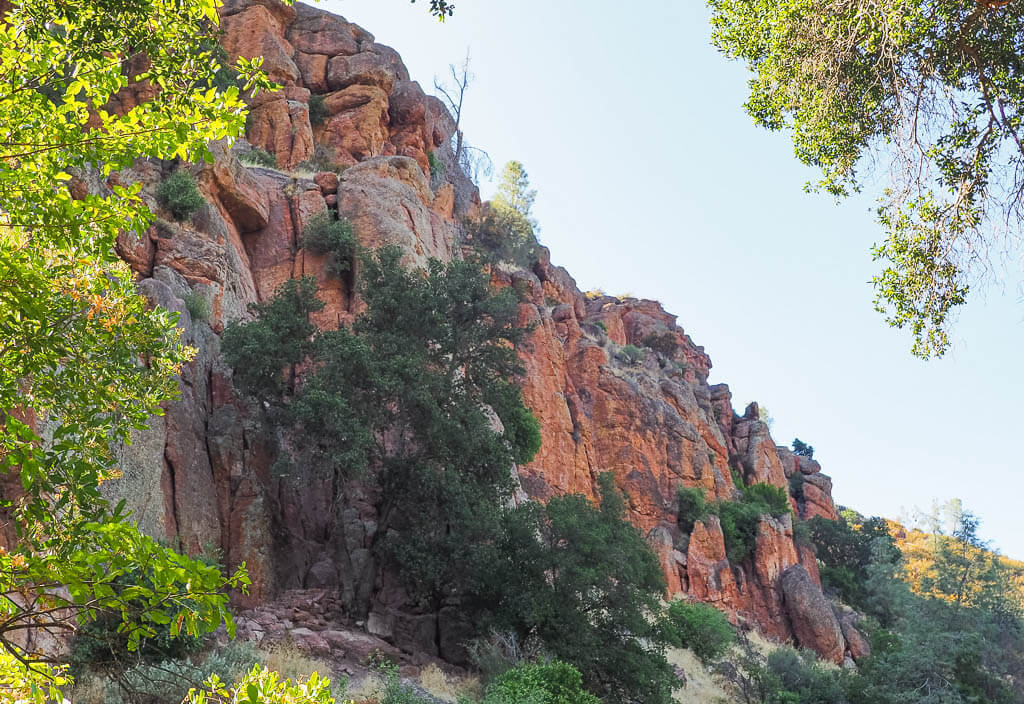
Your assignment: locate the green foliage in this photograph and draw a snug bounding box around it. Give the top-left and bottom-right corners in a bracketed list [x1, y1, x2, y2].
[428, 151, 446, 179]
[660, 600, 735, 664]
[301, 212, 358, 277]
[676, 485, 708, 534]
[641, 331, 678, 358]
[594, 321, 606, 333]
[308, 94, 327, 126]
[184, 665, 334, 704]
[240, 148, 278, 169]
[616, 344, 645, 366]
[224, 249, 539, 612]
[712, 483, 791, 564]
[376, 662, 433, 704]
[467, 160, 541, 268]
[410, 0, 455, 20]
[296, 144, 347, 174]
[788, 472, 805, 502]
[184, 291, 212, 322]
[476, 473, 679, 704]
[0, 0, 284, 695]
[743, 483, 792, 517]
[707, 0, 1024, 358]
[791, 438, 814, 458]
[156, 170, 206, 222]
[481, 662, 600, 704]
[806, 514, 898, 615]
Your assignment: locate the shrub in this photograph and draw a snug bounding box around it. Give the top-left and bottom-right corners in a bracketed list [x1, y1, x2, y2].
[482, 662, 600, 704]
[711, 483, 791, 564]
[465, 203, 540, 269]
[676, 485, 707, 534]
[742, 482, 792, 517]
[792, 438, 814, 458]
[183, 290, 210, 322]
[428, 150, 446, 179]
[641, 331, 678, 358]
[378, 662, 434, 704]
[661, 600, 735, 664]
[789, 471, 805, 502]
[616, 344, 645, 365]
[308, 94, 327, 126]
[594, 321, 606, 333]
[301, 212, 358, 276]
[156, 170, 205, 221]
[296, 144, 346, 174]
[240, 147, 278, 168]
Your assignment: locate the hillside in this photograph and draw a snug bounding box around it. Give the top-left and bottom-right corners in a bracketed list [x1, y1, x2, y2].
[86, 0, 876, 670]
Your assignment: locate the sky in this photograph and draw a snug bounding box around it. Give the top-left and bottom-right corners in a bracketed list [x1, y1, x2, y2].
[322, 0, 1024, 558]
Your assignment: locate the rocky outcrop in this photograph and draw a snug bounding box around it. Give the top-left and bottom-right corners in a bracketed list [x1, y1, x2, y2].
[781, 565, 846, 664]
[101, 0, 852, 664]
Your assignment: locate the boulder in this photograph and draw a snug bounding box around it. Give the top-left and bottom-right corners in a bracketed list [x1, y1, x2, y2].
[781, 565, 846, 664]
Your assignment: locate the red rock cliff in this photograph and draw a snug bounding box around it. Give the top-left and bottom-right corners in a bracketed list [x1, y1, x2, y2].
[99, 0, 857, 665]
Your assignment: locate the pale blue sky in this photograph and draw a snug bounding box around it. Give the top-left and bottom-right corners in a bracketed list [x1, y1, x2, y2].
[322, 0, 1024, 558]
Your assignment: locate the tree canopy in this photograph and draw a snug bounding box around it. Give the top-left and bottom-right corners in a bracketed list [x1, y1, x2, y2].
[709, 0, 1024, 358]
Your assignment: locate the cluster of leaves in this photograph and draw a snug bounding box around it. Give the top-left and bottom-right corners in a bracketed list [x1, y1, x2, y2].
[676, 485, 708, 534]
[615, 344, 645, 366]
[791, 438, 814, 458]
[428, 151, 446, 179]
[712, 483, 792, 564]
[659, 600, 735, 664]
[185, 665, 337, 704]
[480, 662, 600, 704]
[240, 147, 279, 169]
[301, 212, 359, 277]
[0, 0, 286, 696]
[308, 94, 328, 127]
[156, 170, 205, 221]
[708, 0, 1024, 358]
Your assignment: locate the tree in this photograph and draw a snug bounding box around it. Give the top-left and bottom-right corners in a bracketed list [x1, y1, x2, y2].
[0, 0, 282, 698]
[467, 161, 541, 267]
[708, 0, 1024, 358]
[434, 49, 493, 182]
[476, 473, 679, 704]
[223, 248, 541, 615]
[791, 439, 814, 458]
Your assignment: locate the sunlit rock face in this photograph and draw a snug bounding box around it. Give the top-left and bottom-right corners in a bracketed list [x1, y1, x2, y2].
[98, 0, 862, 663]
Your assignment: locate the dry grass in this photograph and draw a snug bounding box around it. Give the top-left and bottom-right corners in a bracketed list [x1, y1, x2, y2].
[666, 646, 732, 704]
[259, 641, 347, 699]
[418, 663, 482, 703]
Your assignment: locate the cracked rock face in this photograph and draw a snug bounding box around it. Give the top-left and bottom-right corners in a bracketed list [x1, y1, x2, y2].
[96, 0, 854, 663]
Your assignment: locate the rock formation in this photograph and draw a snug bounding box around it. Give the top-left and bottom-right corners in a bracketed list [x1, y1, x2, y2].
[95, 0, 865, 664]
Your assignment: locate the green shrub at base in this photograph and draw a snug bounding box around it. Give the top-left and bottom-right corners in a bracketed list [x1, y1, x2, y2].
[482, 662, 600, 704]
[660, 600, 735, 664]
[308, 94, 327, 126]
[156, 170, 205, 221]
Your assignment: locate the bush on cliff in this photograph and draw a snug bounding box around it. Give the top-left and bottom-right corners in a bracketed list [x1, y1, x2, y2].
[712, 483, 792, 564]
[676, 485, 708, 534]
[301, 211, 358, 276]
[475, 473, 679, 704]
[156, 170, 205, 221]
